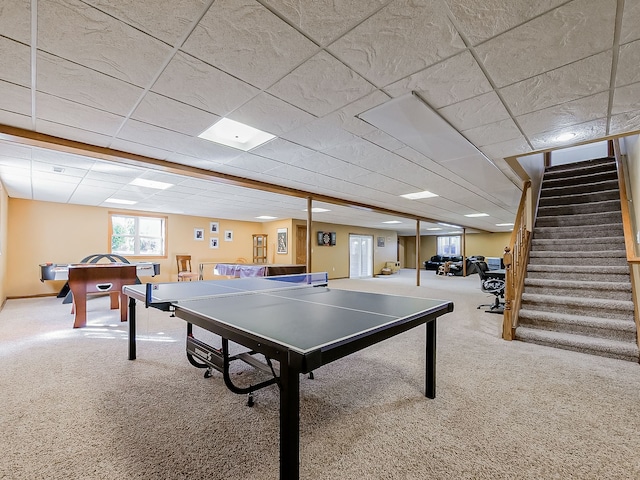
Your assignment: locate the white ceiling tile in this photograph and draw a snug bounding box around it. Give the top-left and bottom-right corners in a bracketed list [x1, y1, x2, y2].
[268, 51, 376, 116]
[384, 51, 493, 109]
[517, 92, 609, 137]
[463, 119, 522, 148]
[529, 118, 608, 150]
[0, 0, 30, 44]
[32, 178, 75, 202]
[37, 52, 144, 117]
[85, 0, 209, 46]
[445, 0, 567, 45]
[175, 137, 244, 164]
[38, 0, 173, 86]
[620, 0, 640, 44]
[182, 0, 319, 89]
[69, 184, 119, 205]
[35, 120, 113, 148]
[438, 91, 510, 131]
[115, 119, 191, 151]
[151, 52, 260, 116]
[0, 36, 31, 87]
[36, 92, 125, 136]
[362, 130, 405, 151]
[227, 92, 315, 136]
[478, 137, 532, 160]
[109, 139, 172, 161]
[616, 39, 640, 87]
[500, 51, 612, 116]
[328, 0, 465, 87]
[0, 110, 32, 130]
[475, 0, 616, 87]
[612, 82, 640, 115]
[609, 110, 640, 135]
[132, 92, 220, 136]
[281, 117, 359, 151]
[321, 91, 390, 137]
[251, 138, 316, 165]
[262, 0, 388, 46]
[0, 81, 31, 116]
[229, 153, 284, 174]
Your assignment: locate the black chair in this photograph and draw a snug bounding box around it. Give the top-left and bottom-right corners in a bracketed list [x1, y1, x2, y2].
[475, 261, 505, 313]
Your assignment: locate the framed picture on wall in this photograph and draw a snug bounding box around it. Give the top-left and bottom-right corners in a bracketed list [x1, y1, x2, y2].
[277, 228, 288, 254]
[377, 236, 385, 247]
[194, 228, 204, 241]
[224, 230, 233, 241]
[210, 222, 219, 234]
[210, 237, 219, 249]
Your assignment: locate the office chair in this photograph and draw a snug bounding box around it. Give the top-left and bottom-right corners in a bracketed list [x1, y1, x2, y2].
[475, 261, 505, 313]
[176, 255, 199, 281]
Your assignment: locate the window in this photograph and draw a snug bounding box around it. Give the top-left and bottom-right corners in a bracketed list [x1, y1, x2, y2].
[437, 235, 461, 256]
[110, 213, 166, 256]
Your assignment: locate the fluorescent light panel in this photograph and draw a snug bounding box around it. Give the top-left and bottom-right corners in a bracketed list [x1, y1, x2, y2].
[105, 198, 137, 205]
[496, 223, 514, 226]
[199, 118, 275, 151]
[130, 178, 173, 190]
[400, 190, 438, 200]
[464, 213, 489, 217]
[255, 215, 277, 220]
[382, 220, 402, 224]
[303, 208, 331, 213]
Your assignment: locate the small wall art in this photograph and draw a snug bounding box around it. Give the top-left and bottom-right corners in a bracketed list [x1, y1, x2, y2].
[210, 237, 219, 249]
[277, 228, 288, 254]
[224, 230, 233, 241]
[210, 222, 219, 234]
[194, 228, 204, 241]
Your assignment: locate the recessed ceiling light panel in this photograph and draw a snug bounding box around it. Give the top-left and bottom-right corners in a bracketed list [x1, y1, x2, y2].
[400, 190, 438, 200]
[105, 198, 137, 205]
[129, 178, 173, 190]
[464, 213, 489, 217]
[199, 118, 275, 151]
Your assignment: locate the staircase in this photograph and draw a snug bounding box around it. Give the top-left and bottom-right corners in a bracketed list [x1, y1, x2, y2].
[515, 157, 640, 362]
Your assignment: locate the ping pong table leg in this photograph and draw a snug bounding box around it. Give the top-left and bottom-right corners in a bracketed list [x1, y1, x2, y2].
[279, 360, 300, 480]
[425, 318, 437, 399]
[128, 297, 136, 360]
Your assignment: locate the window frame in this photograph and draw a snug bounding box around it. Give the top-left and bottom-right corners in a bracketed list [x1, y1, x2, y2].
[436, 235, 461, 257]
[108, 211, 167, 258]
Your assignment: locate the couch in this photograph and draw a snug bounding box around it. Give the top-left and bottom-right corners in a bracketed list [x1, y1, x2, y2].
[424, 255, 486, 276]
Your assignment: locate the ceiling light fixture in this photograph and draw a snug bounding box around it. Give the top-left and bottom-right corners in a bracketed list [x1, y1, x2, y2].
[438, 222, 461, 228]
[255, 215, 277, 220]
[464, 213, 489, 217]
[129, 178, 173, 190]
[426, 227, 442, 231]
[382, 220, 402, 224]
[555, 132, 577, 142]
[400, 190, 438, 200]
[199, 118, 276, 151]
[496, 223, 515, 226]
[52, 166, 65, 173]
[303, 208, 331, 213]
[105, 198, 137, 205]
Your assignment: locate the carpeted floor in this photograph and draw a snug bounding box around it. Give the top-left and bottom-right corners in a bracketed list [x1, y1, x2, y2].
[1, 269, 640, 479]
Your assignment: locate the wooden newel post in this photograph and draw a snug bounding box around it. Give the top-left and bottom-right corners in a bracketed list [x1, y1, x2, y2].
[502, 246, 514, 340]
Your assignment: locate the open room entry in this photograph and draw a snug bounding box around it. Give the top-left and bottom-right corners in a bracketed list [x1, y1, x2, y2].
[349, 234, 373, 279]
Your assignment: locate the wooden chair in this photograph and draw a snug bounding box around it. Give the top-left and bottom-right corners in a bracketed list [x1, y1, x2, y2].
[176, 255, 199, 281]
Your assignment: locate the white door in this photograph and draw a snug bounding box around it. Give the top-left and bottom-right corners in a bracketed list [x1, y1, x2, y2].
[349, 234, 373, 278]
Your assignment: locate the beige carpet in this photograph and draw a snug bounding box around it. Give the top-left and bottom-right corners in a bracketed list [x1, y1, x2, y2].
[1, 270, 640, 479]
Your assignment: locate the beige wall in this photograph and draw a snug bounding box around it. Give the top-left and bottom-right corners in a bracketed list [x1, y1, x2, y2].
[0, 185, 7, 303]
[3, 199, 401, 298]
[7, 198, 267, 297]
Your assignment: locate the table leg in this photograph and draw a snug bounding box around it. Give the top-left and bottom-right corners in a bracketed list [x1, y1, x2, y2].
[128, 297, 136, 360]
[109, 291, 119, 310]
[279, 360, 300, 480]
[72, 292, 87, 328]
[425, 319, 437, 399]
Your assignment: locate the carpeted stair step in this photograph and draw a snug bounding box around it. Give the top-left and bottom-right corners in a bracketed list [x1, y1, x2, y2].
[533, 223, 623, 239]
[541, 169, 618, 190]
[520, 292, 634, 321]
[523, 278, 632, 301]
[526, 264, 630, 282]
[539, 179, 619, 198]
[514, 326, 639, 362]
[538, 189, 620, 207]
[537, 199, 621, 217]
[517, 309, 637, 343]
[528, 250, 627, 266]
[531, 236, 626, 252]
[543, 157, 615, 178]
[535, 210, 622, 228]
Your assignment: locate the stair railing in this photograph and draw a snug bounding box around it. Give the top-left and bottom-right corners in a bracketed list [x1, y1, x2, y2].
[502, 180, 534, 340]
[612, 139, 640, 351]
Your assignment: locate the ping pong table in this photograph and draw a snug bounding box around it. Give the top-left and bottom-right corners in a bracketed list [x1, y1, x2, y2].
[123, 273, 454, 480]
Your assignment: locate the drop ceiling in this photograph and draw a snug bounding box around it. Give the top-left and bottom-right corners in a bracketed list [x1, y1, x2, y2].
[0, 0, 638, 236]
